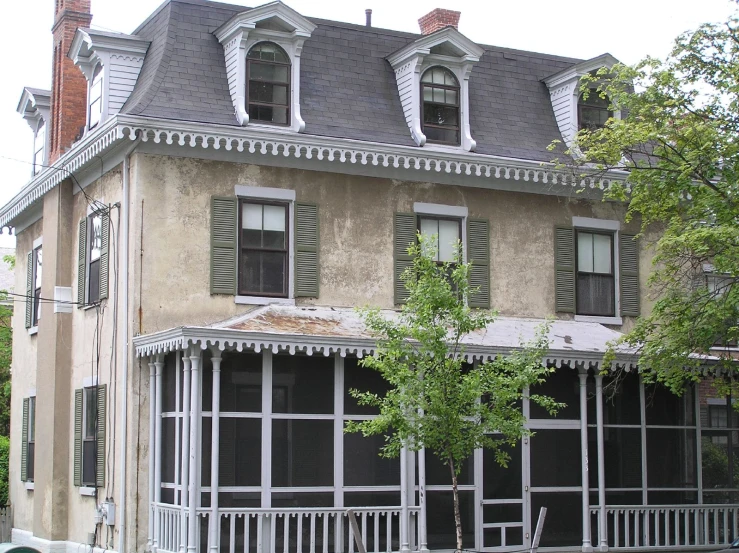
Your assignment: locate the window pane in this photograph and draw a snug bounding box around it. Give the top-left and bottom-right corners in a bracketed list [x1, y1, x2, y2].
[604, 428, 642, 487]
[432, 87, 445, 103]
[701, 433, 739, 489]
[219, 418, 261, 486]
[344, 357, 389, 415]
[426, 492, 474, 549]
[263, 205, 286, 239]
[531, 493, 582, 547]
[261, 252, 286, 295]
[84, 388, 97, 439]
[82, 441, 96, 485]
[162, 352, 177, 413]
[161, 416, 176, 483]
[424, 105, 458, 126]
[272, 420, 333, 486]
[483, 440, 521, 499]
[419, 218, 439, 261]
[423, 87, 433, 101]
[438, 220, 459, 262]
[273, 354, 334, 414]
[89, 259, 100, 304]
[424, 126, 458, 145]
[577, 273, 615, 316]
[425, 453, 473, 486]
[240, 251, 261, 293]
[208, 351, 262, 413]
[530, 430, 581, 487]
[529, 367, 580, 419]
[344, 432, 400, 486]
[593, 234, 612, 274]
[645, 384, 694, 425]
[646, 428, 696, 487]
[34, 248, 42, 289]
[272, 84, 288, 105]
[90, 215, 102, 262]
[250, 63, 289, 83]
[242, 203, 263, 231]
[344, 492, 400, 507]
[28, 398, 35, 441]
[577, 232, 594, 272]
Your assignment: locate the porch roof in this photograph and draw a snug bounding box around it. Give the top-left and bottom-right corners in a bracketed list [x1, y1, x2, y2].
[132, 305, 638, 370]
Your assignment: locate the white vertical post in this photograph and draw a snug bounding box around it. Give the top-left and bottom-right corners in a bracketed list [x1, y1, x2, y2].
[210, 348, 223, 553]
[418, 448, 428, 553]
[695, 386, 703, 504]
[175, 351, 181, 506]
[639, 377, 648, 506]
[180, 353, 192, 553]
[579, 372, 593, 552]
[155, 354, 165, 551]
[400, 446, 410, 553]
[334, 354, 344, 553]
[187, 347, 202, 553]
[149, 358, 157, 552]
[262, 350, 273, 553]
[595, 375, 608, 551]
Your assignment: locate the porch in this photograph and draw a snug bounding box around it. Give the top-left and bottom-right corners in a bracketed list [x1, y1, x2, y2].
[134, 305, 739, 553]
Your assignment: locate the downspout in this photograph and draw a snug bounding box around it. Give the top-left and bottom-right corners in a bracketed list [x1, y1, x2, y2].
[119, 133, 141, 553]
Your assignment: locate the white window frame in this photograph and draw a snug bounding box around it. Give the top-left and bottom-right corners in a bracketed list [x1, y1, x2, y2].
[413, 202, 468, 263]
[81, 385, 98, 488]
[572, 216, 622, 325]
[234, 185, 295, 306]
[84, 206, 105, 307]
[32, 118, 46, 176]
[28, 237, 43, 335]
[88, 63, 104, 130]
[26, 395, 36, 484]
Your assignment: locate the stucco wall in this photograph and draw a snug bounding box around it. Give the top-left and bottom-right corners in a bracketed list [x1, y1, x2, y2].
[9, 218, 43, 533]
[132, 153, 651, 334]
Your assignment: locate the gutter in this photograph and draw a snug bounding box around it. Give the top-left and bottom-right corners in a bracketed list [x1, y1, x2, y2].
[118, 133, 140, 553]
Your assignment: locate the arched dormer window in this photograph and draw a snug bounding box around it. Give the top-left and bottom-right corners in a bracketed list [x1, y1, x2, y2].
[247, 42, 290, 126]
[33, 119, 45, 176]
[89, 63, 103, 130]
[421, 67, 460, 146]
[578, 89, 612, 131]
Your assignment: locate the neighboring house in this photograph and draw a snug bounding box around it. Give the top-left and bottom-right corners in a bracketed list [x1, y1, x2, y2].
[1, 1, 735, 553]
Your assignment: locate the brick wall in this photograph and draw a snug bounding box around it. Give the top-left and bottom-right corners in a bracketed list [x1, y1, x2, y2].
[418, 8, 461, 35]
[49, 0, 92, 162]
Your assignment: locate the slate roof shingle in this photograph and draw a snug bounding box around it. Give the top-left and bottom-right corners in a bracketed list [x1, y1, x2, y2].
[122, 0, 584, 162]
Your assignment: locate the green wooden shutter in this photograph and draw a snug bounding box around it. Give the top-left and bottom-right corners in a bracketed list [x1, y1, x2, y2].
[99, 212, 110, 300]
[20, 398, 28, 482]
[394, 213, 417, 305]
[78, 218, 87, 307]
[73, 389, 83, 487]
[96, 384, 106, 488]
[25, 251, 33, 328]
[467, 218, 490, 308]
[295, 203, 319, 297]
[210, 196, 238, 295]
[620, 233, 640, 317]
[554, 226, 576, 313]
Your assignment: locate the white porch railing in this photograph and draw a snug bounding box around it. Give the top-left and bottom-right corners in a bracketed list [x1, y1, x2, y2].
[591, 504, 739, 549]
[153, 503, 420, 553]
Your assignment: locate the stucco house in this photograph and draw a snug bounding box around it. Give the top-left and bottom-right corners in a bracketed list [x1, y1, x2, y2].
[3, 1, 737, 553]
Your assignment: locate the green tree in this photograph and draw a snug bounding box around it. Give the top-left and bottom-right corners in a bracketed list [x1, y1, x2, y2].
[0, 254, 12, 437]
[550, 10, 739, 394]
[346, 237, 560, 551]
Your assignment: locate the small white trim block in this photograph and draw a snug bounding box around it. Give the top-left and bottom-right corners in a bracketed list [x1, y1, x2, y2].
[413, 202, 468, 218]
[28, 326, 38, 336]
[234, 185, 295, 201]
[80, 486, 97, 497]
[572, 216, 620, 231]
[235, 296, 296, 306]
[83, 375, 99, 388]
[54, 286, 73, 314]
[575, 315, 623, 326]
[24, 481, 34, 491]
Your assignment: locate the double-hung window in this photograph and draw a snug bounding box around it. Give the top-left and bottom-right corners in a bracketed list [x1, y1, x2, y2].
[87, 213, 102, 304]
[82, 387, 97, 486]
[239, 200, 289, 297]
[576, 231, 615, 317]
[33, 119, 45, 176]
[421, 67, 460, 146]
[88, 64, 103, 130]
[578, 89, 612, 131]
[78, 210, 109, 306]
[247, 42, 290, 126]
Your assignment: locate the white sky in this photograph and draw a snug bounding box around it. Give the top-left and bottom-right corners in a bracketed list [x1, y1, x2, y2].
[0, 0, 735, 248]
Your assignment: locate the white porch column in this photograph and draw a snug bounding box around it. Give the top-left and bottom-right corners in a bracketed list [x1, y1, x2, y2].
[579, 372, 593, 552]
[595, 375, 608, 551]
[148, 358, 156, 552]
[418, 448, 429, 553]
[180, 353, 192, 553]
[400, 446, 410, 553]
[209, 349, 223, 553]
[154, 354, 165, 551]
[187, 348, 202, 553]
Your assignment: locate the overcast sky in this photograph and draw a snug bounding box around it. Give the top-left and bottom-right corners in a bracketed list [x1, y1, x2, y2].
[0, 0, 735, 248]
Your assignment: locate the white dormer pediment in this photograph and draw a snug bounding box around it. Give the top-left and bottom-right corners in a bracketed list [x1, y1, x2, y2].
[387, 27, 484, 152]
[17, 87, 51, 176]
[214, 1, 316, 132]
[69, 29, 150, 125]
[543, 53, 619, 148]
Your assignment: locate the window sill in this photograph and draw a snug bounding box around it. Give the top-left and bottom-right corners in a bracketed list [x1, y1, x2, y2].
[235, 296, 295, 306]
[574, 315, 623, 326]
[28, 326, 38, 336]
[80, 486, 96, 497]
[24, 481, 34, 491]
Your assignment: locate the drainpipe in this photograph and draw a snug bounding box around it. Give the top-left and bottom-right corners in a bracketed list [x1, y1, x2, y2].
[119, 133, 141, 553]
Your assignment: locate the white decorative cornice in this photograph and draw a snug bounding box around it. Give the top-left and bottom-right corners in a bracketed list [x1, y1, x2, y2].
[0, 114, 631, 231]
[542, 53, 620, 149]
[214, 1, 315, 132]
[387, 27, 484, 152]
[17, 88, 50, 131]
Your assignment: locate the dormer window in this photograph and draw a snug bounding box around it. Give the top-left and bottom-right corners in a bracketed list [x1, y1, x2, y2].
[578, 90, 612, 131]
[247, 42, 290, 126]
[421, 67, 460, 146]
[33, 120, 45, 176]
[88, 64, 103, 130]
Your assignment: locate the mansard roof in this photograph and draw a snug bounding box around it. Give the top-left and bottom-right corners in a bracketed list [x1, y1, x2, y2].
[121, 0, 585, 162]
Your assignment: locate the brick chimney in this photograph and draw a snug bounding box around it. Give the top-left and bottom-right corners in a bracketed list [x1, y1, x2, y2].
[50, 0, 92, 162]
[418, 8, 460, 35]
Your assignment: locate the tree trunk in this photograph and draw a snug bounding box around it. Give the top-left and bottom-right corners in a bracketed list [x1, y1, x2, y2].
[448, 455, 463, 552]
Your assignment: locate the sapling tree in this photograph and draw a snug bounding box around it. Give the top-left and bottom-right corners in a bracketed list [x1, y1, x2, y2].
[346, 237, 560, 551]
